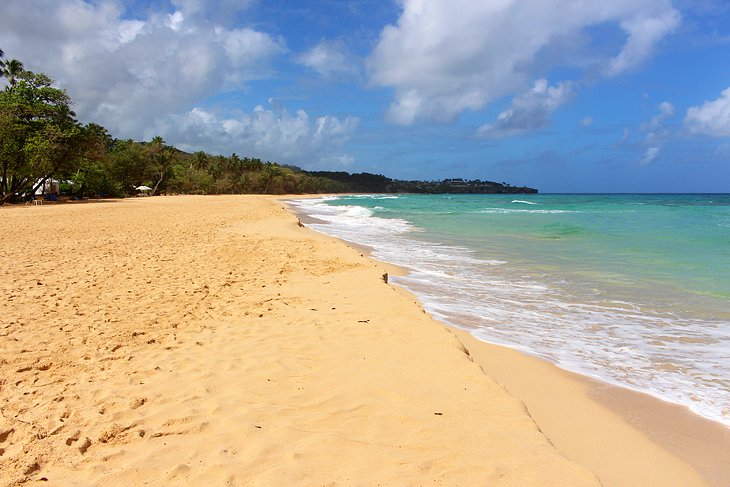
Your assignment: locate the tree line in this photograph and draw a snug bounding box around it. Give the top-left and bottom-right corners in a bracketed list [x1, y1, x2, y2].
[0, 49, 368, 204]
[0, 48, 536, 204]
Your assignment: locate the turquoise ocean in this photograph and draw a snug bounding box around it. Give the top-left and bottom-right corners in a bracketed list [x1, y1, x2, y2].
[290, 194, 730, 428]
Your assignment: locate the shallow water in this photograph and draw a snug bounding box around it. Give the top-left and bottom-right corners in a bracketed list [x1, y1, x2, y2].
[289, 194, 730, 427]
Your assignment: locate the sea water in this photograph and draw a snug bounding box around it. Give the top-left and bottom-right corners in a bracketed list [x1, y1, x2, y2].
[289, 194, 730, 428]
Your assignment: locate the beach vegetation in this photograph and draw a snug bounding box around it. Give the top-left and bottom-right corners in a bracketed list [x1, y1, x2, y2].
[0, 48, 536, 203]
[0, 62, 103, 203]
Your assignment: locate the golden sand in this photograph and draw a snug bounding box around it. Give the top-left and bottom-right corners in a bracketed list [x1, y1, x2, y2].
[0, 195, 713, 486]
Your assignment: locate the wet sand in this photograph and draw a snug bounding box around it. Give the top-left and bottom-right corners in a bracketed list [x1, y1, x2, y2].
[1, 195, 598, 486]
[288, 195, 730, 487]
[454, 331, 730, 487]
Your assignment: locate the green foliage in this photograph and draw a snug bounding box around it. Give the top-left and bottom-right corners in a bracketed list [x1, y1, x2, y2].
[143, 136, 177, 195]
[0, 66, 87, 202]
[0, 48, 535, 202]
[107, 139, 147, 194]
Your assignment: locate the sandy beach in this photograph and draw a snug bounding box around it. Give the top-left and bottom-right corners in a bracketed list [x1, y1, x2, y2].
[0, 195, 719, 486]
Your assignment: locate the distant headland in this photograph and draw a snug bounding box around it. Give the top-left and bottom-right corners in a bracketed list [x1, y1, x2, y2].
[306, 171, 538, 194]
[0, 49, 535, 203]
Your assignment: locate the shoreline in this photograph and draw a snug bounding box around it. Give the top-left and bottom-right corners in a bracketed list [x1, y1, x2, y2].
[285, 195, 730, 487]
[1, 194, 725, 486]
[1, 195, 599, 486]
[453, 330, 730, 487]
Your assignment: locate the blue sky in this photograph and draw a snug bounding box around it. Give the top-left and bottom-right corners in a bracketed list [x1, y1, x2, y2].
[1, 0, 729, 192]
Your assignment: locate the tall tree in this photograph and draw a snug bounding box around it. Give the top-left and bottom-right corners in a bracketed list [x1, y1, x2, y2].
[0, 69, 84, 203]
[145, 136, 176, 196]
[68, 123, 118, 197]
[0, 48, 24, 86]
[108, 139, 147, 193]
[192, 151, 209, 171]
[261, 162, 282, 194]
[2, 59, 24, 86]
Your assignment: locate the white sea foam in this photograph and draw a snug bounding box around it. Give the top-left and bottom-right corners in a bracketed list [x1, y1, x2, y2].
[290, 197, 730, 428]
[348, 194, 401, 200]
[511, 200, 539, 205]
[474, 208, 579, 214]
[341, 206, 374, 218]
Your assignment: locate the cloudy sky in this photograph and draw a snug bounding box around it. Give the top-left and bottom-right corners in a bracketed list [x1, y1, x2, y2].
[1, 0, 729, 192]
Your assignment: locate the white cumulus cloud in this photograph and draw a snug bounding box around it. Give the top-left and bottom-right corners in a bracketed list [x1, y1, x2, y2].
[641, 146, 661, 164]
[643, 101, 676, 131]
[152, 101, 360, 168]
[637, 101, 674, 164]
[296, 40, 360, 80]
[605, 8, 681, 76]
[367, 0, 680, 126]
[640, 100, 675, 146]
[0, 0, 286, 139]
[684, 87, 730, 137]
[477, 79, 573, 138]
[170, 0, 257, 27]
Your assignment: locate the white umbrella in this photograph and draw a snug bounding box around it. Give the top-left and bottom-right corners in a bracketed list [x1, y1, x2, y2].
[135, 185, 152, 191]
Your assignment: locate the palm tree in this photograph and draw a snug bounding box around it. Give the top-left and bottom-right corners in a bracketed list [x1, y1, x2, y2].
[193, 151, 209, 171]
[2, 58, 24, 86]
[261, 162, 282, 193]
[145, 136, 176, 195]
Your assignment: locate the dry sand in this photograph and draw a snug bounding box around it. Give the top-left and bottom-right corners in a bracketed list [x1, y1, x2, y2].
[454, 331, 729, 487]
[290, 197, 728, 487]
[0, 195, 599, 486]
[2, 194, 724, 487]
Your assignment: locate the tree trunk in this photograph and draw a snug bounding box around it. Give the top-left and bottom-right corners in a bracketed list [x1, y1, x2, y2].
[1, 162, 7, 199]
[150, 171, 164, 196]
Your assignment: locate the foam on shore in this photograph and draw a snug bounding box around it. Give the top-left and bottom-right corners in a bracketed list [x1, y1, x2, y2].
[288, 195, 730, 428]
[289, 194, 730, 487]
[0, 195, 601, 486]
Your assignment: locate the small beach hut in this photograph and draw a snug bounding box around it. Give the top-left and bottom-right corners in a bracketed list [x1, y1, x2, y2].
[34, 179, 61, 195]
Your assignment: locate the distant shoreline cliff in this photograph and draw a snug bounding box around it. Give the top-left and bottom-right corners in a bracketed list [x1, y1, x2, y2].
[306, 172, 538, 194]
